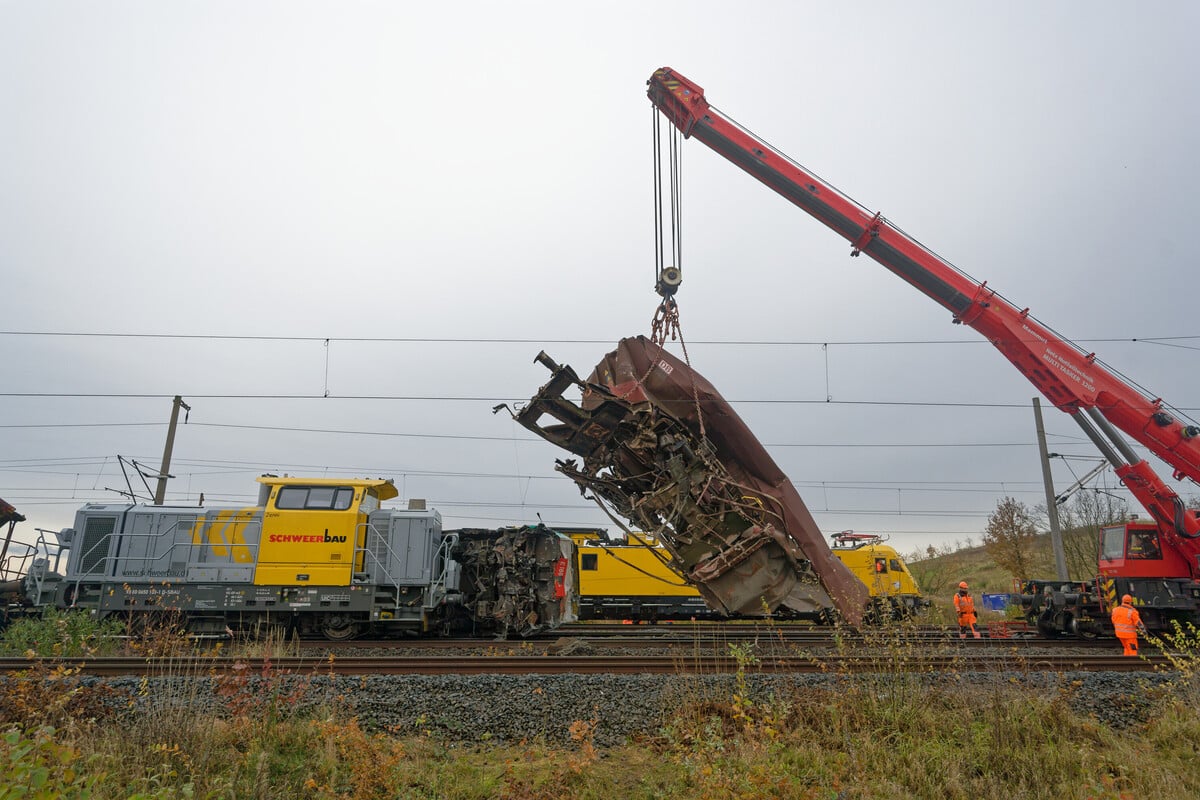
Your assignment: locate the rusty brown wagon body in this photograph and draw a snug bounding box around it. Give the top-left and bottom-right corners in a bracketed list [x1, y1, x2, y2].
[506, 336, 868, 626]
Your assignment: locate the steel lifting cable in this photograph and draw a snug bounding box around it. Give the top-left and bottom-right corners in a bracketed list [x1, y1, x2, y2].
[651, 106, 683, 299]
[650, 109, 683, 316]
[646, 109, 706, 437]
[651, 106, 664, 291]
[670, 122, 682, 280]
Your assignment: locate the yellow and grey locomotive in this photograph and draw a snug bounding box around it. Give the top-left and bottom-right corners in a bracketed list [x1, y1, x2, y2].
[24, 476, 576, 639]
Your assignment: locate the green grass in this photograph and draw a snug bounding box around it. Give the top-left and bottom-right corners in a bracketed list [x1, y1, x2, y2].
[0, 608, 126, 658]
[1, 612, 1198, 799]
[5, 677, 1191, 800]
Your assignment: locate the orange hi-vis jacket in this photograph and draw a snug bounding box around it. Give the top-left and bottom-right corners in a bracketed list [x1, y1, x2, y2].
[1111, 604, 1142, 638]
[953, 592, 976, 625]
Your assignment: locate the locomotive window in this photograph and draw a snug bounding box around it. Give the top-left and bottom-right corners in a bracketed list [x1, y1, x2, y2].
[874, 558, 887, 573]
[276, 488, 308, 509]
[890, 559, 903, 572]
[581, 554, 598, 571]
[275, 486, 356, 510]
[307, 487, 336, 508]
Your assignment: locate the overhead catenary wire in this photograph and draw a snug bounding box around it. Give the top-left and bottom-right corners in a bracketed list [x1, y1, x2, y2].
[3, 330, 1198, 346]
[5, 334, 1190, 537]
[4, 393, 1199, 412]
[0, 420, 1072, 446]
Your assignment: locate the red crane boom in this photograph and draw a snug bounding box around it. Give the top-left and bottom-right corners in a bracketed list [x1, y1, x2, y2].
[646, 67, 1200, 583]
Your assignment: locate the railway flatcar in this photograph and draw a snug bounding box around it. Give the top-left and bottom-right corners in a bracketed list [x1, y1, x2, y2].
[14, 476, 577, 639]
[564, 528, 924, 623]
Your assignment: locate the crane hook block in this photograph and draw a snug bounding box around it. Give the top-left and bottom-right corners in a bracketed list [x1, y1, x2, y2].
[656, 266, 683, 298]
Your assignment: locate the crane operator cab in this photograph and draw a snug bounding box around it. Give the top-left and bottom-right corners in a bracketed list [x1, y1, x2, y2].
[1092, 519, 1200, 633]
[1098, 521, 1180, 581]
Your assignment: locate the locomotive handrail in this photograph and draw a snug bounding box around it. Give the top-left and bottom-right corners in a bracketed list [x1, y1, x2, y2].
[428, 532, 460, 602]
[4, 527, 69, 607]
[0, 540, 37, 584]
[353, 519, 405, 606]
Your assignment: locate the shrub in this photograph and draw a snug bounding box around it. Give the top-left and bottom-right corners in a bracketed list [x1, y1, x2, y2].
[0, 609, 124, 659]
[0, 725, 102, 799]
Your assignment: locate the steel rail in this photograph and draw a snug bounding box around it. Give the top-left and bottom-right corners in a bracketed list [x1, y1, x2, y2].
[298, 629, 1126, 651]
[301, 636, 1121, 652]
[0, 653, 1169, 676]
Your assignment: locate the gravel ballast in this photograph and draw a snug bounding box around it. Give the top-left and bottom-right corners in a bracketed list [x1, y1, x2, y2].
[86, 669, 1179, 747]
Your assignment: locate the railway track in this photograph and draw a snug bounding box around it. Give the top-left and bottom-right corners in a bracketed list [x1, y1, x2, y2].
[296, 623, 1127, 652]
[300, 636, 1123, 653]
[555, 622, 1040, 638]
[0, 652, 1169, 676]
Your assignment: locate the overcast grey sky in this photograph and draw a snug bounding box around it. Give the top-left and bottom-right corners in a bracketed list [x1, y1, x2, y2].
[3, 1, 1198, 559]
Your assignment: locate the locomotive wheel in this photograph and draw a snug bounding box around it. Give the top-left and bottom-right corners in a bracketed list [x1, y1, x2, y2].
[320, 615, 361, 641]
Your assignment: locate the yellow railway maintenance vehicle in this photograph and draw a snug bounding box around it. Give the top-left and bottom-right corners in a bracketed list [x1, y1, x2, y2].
[566, 528, 924, 622]
[828, 531, 927, 620]
[568, 530, 712, 621]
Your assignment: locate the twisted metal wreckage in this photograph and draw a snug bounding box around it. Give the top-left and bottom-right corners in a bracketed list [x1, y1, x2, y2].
[451, 525, 576, 638]
[500, 335, 869, 626]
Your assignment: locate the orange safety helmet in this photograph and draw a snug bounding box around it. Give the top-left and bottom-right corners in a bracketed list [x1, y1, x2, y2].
[958, 581, 969, 590]
[1122, 594, 1133, 605]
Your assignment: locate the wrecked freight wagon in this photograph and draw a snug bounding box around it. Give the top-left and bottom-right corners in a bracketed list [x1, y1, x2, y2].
[501, 336, 869, 626]
[451, 524, 577, 638]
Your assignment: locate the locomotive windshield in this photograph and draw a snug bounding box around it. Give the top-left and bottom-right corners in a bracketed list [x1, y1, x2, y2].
[275, 486, 355, 511]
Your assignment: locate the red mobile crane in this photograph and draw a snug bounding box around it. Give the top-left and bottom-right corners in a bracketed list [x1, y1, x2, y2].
[646, 67, 1200, 636]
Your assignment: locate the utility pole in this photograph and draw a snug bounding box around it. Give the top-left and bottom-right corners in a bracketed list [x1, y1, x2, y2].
[153, 395, 190, 505]
[1033, 397, 1069, 580]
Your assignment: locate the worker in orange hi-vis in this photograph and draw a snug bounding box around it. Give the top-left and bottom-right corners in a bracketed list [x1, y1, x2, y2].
[1111, 594, 1147, 657]
[953, 581, 981, 639]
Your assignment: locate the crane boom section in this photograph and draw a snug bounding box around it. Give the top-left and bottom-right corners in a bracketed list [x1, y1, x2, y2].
[647, 68, 1200, 493]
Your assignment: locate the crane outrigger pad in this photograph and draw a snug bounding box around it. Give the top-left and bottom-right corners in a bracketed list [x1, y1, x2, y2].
[506, 336, 868, 626]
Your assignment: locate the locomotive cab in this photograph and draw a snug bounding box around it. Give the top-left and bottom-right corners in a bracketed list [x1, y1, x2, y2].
[254, 476, 398, 585]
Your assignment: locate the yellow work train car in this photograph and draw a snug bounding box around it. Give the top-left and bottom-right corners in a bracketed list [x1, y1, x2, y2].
[829, 531, 927, 620]
[566, 530, 713, 620]
[565, 528, 925, 622]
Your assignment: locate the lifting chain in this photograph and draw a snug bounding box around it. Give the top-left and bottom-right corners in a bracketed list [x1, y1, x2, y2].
[650, 297, 680, 346]
[646, 297, 707, 439]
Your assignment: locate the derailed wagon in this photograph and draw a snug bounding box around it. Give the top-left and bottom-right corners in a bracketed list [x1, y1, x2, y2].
[502, 336, 869, 626]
